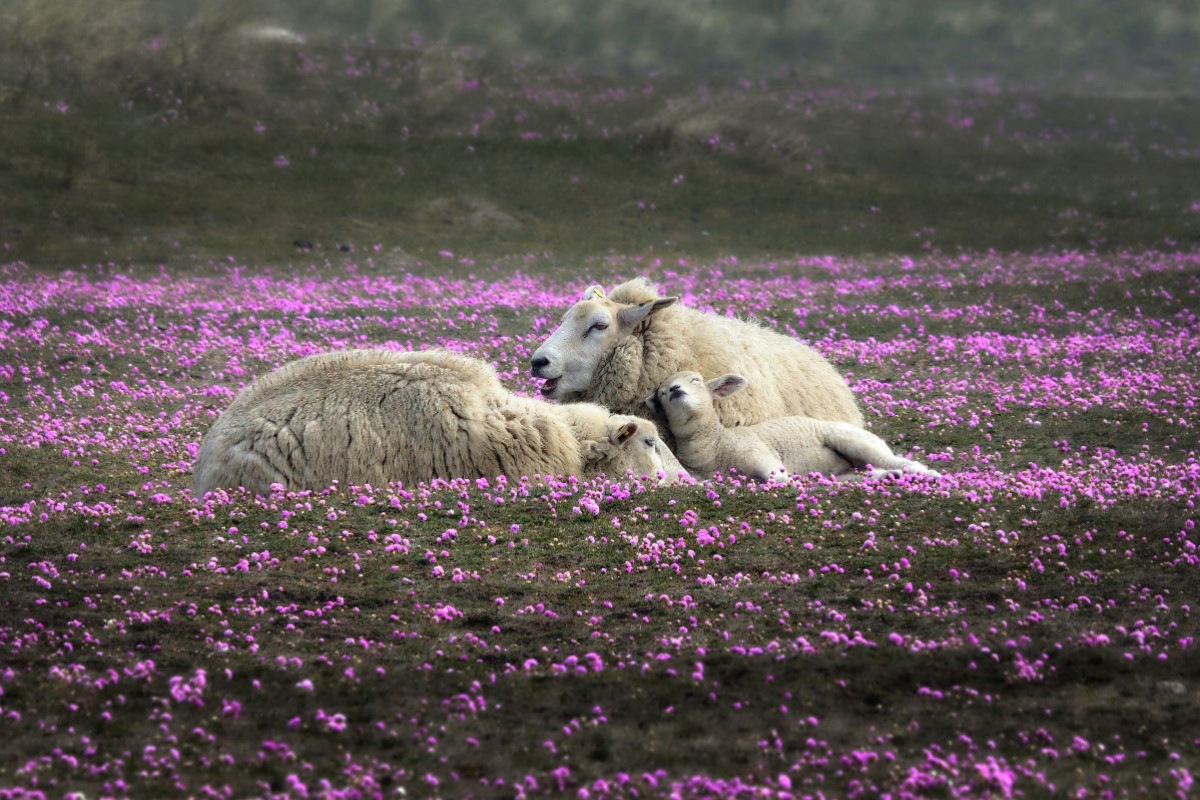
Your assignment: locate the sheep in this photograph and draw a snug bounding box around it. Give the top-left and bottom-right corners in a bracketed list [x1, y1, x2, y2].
[529, 278, 863, 443]
[192, 348, 688, 495]
[650, 370, 940, 483]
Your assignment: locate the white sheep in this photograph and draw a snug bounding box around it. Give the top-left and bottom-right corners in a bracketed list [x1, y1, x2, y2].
[192, 349, 688, 495]
[651, 371, 940, 483]
[530, 278, 863, 439]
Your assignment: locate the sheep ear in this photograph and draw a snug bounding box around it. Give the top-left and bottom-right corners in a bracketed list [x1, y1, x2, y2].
[611, 421, 638, 444]
[708, 374, 746, 398]
[582, 285, 608, 301]
[643, 393, 660, 413]
[616, 297, 677, 330]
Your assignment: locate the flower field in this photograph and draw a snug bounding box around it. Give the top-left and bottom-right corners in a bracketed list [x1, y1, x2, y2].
[3, 11, 1200, 797]
[1, 249, 1197, 798]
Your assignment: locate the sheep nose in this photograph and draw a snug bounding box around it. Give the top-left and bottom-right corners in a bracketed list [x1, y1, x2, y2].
[531, 355, 549, 371]
[670, 384, 680, 392]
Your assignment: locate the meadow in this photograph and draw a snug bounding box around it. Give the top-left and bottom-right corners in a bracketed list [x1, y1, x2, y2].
[1, 20, 1200, 800]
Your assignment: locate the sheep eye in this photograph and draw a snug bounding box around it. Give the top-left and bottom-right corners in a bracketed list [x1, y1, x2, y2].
[643, 438, 655, 447]
[587, 321, 609, 335]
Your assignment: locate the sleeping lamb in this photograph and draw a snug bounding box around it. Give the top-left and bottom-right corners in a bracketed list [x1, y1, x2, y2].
[193, 348, 688, 495]
[530, 278, 863, 439]
[650, 371, 940, 483]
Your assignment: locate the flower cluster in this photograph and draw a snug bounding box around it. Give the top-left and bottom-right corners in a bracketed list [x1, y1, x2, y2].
[0, 249, 1197, 798]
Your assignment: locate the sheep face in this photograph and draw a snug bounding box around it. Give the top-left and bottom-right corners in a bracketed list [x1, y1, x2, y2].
[583, 416, 689, 484]
[531, 285, 677, 400]
[654, 371, 747, 424]
[653, 370, 709, 421]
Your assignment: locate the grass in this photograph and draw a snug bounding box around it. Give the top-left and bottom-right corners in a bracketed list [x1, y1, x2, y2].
[1, 22, 1199, 800]
[8, 107, 1199, 265]
[2, 30, 1200, 268]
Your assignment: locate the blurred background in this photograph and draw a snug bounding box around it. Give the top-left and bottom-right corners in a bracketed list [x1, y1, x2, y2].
[3, 1, 1199, 266]
[4, 0, 1199, 82]
[7, 0, 1200, 86]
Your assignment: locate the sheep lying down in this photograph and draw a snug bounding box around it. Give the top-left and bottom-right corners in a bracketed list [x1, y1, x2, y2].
[650, 371, 941, 483]
[193, 349, 689, 495]
[530, 278, 864, 436]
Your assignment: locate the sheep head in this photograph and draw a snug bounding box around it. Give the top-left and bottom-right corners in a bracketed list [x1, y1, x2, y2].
[582, 416, 689, 484]
[654, 370, 748, 432]
[531, 282, 677, 401]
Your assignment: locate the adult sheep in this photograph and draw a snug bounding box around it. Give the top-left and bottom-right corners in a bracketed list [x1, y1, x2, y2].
[193, 348, 688, 495]
[530, 278, 863, 434]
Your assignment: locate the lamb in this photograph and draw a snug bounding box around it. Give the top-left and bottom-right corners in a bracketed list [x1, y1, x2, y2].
[530, 278, 863, 442]
[650, 371, 940, 483]
[192, 348, 688, 496]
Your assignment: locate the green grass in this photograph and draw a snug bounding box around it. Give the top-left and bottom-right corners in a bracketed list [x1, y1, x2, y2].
[7, 114, 1199, 265]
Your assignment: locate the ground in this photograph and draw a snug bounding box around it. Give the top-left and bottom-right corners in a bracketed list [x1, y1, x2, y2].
[0, 28, 1198, 800]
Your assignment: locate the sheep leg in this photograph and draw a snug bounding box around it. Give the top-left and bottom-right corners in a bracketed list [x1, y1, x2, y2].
[744, 452, 790, 483]
[821, 422, 941, 478]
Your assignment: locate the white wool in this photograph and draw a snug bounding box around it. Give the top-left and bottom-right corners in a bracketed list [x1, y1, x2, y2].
[654, 371, 940, 483]
[193, 349, 687, 495]
[530, 278, 864, 444]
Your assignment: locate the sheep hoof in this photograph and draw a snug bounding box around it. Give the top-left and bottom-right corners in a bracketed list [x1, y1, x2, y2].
[909, 462, 943, 479]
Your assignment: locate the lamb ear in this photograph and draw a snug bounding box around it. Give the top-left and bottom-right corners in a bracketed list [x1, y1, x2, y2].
[582, 285, 608, 301]
[643, 393, 661, 413]
[616, 297, 677, 330]
[708, 373, 747, 398]
[611, 421, 638, 444]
